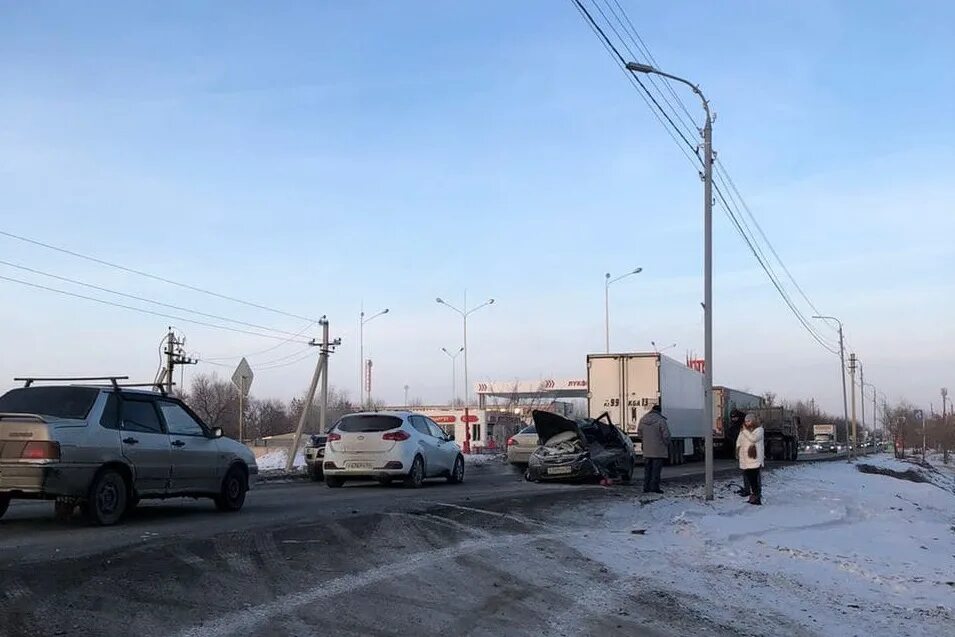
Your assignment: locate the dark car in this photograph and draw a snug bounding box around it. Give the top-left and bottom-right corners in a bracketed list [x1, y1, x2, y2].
[304, 434, 328, 481]
[525, 411, 634, 483]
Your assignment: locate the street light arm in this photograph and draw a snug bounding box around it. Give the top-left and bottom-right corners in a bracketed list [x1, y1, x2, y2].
[607, 268, 643, 286]
[464, 299, 495, 317]
[436, 298, 465, 316]
[812, 314, 843, 330]
[626, 63, 710, 123]
[362, 308, 389, 325]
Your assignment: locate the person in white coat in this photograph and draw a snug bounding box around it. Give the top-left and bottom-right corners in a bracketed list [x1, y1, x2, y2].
[736, 413, 764, 505]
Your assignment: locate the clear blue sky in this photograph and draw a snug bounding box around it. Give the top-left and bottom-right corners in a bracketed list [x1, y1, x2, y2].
[1, 1, 952, 416]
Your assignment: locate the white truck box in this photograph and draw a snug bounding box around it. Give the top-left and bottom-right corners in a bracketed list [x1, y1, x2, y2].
[586, 353, 706, 457]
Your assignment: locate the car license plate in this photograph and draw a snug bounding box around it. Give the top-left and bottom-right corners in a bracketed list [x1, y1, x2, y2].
[548, 466, 573, 475]
[346, 462, 372, 470]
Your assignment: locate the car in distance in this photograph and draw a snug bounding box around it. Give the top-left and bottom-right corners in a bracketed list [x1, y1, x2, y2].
[322, 411, 464, 488]
[0, 379, 257, 526]
[506, 425, 538, 465]
[525, 410, 634, 483]
[304, 434, 328, 481]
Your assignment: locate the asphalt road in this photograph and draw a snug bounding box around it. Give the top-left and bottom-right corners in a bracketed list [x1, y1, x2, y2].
[0, 452, 849, 637]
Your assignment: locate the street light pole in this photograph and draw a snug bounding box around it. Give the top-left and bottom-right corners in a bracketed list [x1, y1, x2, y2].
[813, 315, 850, 460]
[848, 353, 858, 461]
[627, 60, 714, 500]
[604, 268, 643, 353]
[437, 293, 494, 454]
[441, 347, 464, 407]
[358, 307, 389, 408]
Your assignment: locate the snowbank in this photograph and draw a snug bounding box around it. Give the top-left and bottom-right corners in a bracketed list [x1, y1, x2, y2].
[464, 452, 504, 466]
[255, 448, 305, 472]
[558, 454, 955, 636]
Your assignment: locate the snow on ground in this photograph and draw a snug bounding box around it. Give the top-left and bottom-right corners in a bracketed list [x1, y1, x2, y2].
[558, 455, 955, 636]
[464, 452, 504, 466]
[255, 448, 305, 472]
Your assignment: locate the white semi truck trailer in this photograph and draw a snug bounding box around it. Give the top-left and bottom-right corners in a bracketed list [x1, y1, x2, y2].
[586, 353, 706, 465]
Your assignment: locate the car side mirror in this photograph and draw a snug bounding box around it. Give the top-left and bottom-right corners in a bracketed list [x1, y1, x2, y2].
[212, 427, 224, 439]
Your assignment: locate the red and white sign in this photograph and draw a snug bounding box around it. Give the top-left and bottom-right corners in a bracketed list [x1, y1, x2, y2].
[418, 409, 487, 449]
[475, 379, 588, 396]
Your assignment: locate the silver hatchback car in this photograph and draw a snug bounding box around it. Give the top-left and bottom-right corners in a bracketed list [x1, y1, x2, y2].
[0, 379, 258, 525]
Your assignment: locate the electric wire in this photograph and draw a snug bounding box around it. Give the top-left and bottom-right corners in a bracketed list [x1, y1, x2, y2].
[0, 258, 311, 340]
[0, 228, 320, 323]
[0, 273, 313, 343]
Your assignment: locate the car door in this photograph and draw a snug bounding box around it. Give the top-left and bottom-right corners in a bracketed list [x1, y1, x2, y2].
[409, 416, 442, 476]
[118, 395, 172, 495]
[158, 399, 222, 494]
[426, 418, 459, 471]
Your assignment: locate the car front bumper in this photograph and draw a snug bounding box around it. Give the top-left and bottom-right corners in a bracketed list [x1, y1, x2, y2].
[0, 462, 96, 499]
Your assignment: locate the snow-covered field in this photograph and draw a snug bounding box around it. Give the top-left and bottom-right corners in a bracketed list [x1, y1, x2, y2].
[560, 455, 955, 636]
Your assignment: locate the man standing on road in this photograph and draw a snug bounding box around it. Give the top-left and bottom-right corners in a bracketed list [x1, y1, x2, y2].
[637, 404, 670, 494]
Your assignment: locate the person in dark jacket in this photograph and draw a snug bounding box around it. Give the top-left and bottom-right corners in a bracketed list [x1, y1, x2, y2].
[636, 404, 671, 494]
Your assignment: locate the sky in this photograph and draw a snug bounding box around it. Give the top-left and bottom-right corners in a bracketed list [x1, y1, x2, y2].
[0, 1, 952, 418]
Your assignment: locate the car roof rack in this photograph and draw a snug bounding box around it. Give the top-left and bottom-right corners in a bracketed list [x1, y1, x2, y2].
[15, 376, 130, 389]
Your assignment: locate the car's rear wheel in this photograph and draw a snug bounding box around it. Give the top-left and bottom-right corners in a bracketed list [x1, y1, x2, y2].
[86, 469, 128, 526]
[308, 465, 323, 482]
[447, 455, 465, 484]
[404, 455, 425, 488]
[214, 466, 248, 512]
[0, 493, 10, 520]
[326, 476, 345, 488]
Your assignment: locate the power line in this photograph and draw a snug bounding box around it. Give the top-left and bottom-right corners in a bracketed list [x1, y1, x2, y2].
[200, 321, 316, 362]
[0, 228, 320, 323]
[0, 273, 313, 343]
[571, 0, 839, 355]
[0, 259, 311, 339]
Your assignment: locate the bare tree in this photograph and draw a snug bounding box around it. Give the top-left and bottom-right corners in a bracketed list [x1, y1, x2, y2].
[186, 373, 239, 438]
[762, 391, 777, 407]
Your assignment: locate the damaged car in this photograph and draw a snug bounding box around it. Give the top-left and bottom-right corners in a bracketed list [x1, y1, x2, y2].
[525, 410, 635, 483]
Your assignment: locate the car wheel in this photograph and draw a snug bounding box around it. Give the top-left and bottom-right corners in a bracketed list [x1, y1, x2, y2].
[85, 469, 128, 526]
[326, 476, 345, 488]
[447, 455, 465, 484]
[0, 493, 11, 520]
[404, 455, 425, 488]
[214, 466, 248, 512]
[308, 466, 323, 482]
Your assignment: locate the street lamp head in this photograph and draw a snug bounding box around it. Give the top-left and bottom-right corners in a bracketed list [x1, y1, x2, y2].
[632, 267, 643, 274]
[487, 298, 495, 305]
[605, 272, 611, 280]
[382, 308, 390, 314]
[626, 61, 656, 74]
[435, 297, 444, 304]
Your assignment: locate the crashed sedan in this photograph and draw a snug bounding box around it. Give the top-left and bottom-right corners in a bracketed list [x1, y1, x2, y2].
[526, 410, 635, 483]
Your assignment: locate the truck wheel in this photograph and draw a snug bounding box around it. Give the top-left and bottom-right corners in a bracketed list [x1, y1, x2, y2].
[0, 494, 10, 520]
[86, 469, 128, 526]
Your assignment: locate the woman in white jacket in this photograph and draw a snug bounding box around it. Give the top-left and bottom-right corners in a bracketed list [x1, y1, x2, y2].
[736, 413, 765, 505]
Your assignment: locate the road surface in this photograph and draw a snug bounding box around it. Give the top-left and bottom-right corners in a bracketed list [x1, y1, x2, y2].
[0, 453, 846, 636]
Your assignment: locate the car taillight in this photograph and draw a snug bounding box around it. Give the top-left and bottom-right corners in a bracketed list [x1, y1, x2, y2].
[327, 432, 341, 442]
[21, 441, 60, 461]
[382, 430, 411, 441]
[507, 437, 517, 446]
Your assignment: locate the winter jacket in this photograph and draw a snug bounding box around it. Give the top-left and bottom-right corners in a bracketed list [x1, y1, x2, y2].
[736, 426, 765, 470]
[637, 410, 671, 459]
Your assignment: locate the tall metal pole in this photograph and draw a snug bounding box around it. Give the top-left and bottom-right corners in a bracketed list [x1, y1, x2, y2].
[859, 361, 866, 450]
[462, 291, 471, 454]
[319, 319, 329, 433]
[702, 103, 714, 501]
[451, 357, 456, 407]
[813, 316, 850, 459]
[604, 274, 610, 353]
[358, 310, 364, 408]
[165, 328, 175, 395]
[849, 353, 857, 461]
[238, 377, 245, 443]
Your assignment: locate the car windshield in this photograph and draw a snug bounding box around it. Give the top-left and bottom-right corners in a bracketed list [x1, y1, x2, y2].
[0, 386, 100, 420]
[336, 415, 402, 433]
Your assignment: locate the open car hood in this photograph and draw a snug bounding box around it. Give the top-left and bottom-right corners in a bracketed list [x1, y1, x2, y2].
[531, 410, 585, 445]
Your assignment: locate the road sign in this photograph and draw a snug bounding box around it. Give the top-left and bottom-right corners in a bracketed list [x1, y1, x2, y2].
[914, 409, 923, 421]
[231, 358, 254, 396]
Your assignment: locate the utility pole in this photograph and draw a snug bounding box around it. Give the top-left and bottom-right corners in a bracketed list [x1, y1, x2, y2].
[163, 327, 196, 394]
[942, 388, 949, 464]
[287, 317, 340, 472]
[358, 306, 389, 408]
[848, 353, 858, 461]
[859, 361, 866, 452]
[404, 384, 409, 406]
[813, 316, 849, 456]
